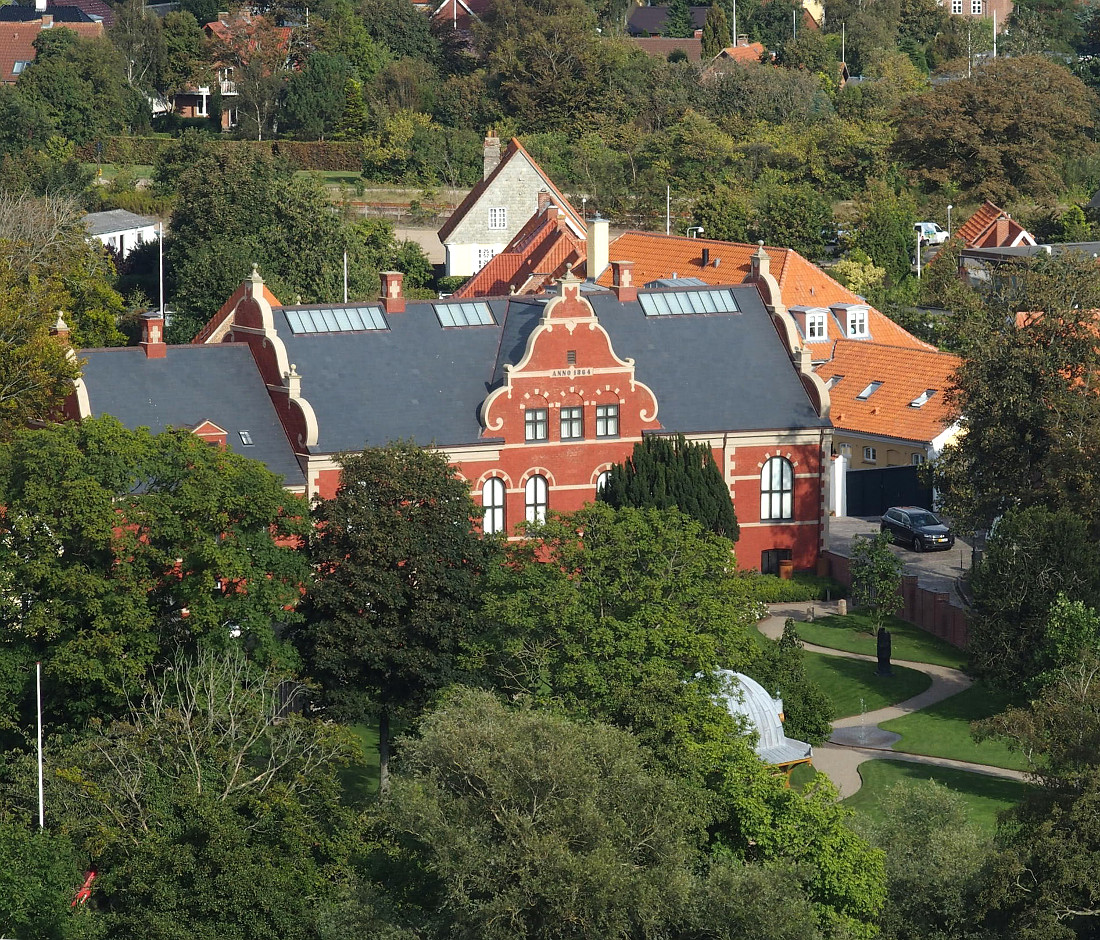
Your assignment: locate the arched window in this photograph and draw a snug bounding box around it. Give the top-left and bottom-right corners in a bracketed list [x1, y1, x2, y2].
[482, 477, 505, 535]
[525, 475, 548, 523]
[760, 457, 793, 521]
[596, 470, 611, 493]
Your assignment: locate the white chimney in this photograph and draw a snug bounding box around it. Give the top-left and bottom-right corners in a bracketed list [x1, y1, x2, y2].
[589, 216, 609, 280]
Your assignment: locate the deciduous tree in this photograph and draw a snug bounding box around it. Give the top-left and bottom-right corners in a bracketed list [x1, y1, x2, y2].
[849, 531, 903, 634]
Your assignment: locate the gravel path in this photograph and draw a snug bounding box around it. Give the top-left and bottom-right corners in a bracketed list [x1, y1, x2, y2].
[760, 603, 1030, 797]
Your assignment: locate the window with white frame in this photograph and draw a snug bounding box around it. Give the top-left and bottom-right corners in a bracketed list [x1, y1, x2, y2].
[806, 312, 826, 339]
[847, 308, 869, 337]
[560, 406, 583, 440]
[477, 247, 496, 269]
[482, 478, 506, 534]
[912, 453, 926, 465]
[596, 404, 619, 437]
[838, 442, 852, 456]
[488, 207, 507, 230]
[525, 475, 548, 523]
[864, 446, 877, 462]
[525, 408, 548, 442]
[951, 0, 962, 11]
[760, 457, 794, 521]
[970, 0, 982, 12]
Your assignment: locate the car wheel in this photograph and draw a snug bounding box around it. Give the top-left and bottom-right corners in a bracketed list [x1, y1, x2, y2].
[912, 534, 923, 552]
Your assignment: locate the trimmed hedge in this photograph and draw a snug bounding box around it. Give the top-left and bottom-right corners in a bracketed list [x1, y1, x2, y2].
[78, 137, 366, 171]
[739, 571, 848, 603]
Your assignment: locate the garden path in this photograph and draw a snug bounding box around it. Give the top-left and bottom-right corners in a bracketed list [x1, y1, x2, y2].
[759, 603, 1030, 798]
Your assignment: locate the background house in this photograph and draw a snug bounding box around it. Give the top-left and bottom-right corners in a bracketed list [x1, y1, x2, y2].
[82, 209, 159, 259]
[0, 0, 102, 83]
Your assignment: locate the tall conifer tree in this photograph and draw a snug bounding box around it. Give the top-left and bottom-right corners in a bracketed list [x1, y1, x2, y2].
[701, 3, 731, 58]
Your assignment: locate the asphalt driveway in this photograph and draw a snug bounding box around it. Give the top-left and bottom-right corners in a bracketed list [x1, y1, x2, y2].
[828, 515, 973, 605]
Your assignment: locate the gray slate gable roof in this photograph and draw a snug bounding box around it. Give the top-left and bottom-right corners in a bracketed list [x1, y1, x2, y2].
[79, 344, 305, 486]
[82, 209, 158, 237]
[272, 285, 825, 455]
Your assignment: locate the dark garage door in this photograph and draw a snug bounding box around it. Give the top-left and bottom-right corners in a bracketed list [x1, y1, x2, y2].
[846, 465, 933, 517]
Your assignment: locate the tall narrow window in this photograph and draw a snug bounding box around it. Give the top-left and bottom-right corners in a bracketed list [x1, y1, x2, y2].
[482, 477, 506, 535]
[525, 475, 548, 523]
[560, 406, 583, 440]
[477, 247, 496, 269]
[596, 404, 619, 437]
[596, 470, 611, 492]
[760, 456, 794, 521]
[488, 207, 507, 230]
[806, 312, 826, 339]
[525, 408, 548, 442]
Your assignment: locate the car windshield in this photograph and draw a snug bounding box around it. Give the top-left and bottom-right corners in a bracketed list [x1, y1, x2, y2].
[909, 511, 940, 527]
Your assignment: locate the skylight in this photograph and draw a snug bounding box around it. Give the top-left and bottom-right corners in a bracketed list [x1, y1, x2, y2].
[285, 306, 387, 334]
[239, 430, 253, 445]
[909, 389, 937, 408]
[639, 289, 739, 317]
[826, 375, 844, 389]
[435, 301, 495, 327]
[856, 381, 882, 400]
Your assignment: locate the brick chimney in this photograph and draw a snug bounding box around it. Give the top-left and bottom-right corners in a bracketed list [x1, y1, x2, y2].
[50, 312, 70, 345]
[140, 311, 167, 358]
[537, 190, 552, 214]
[483, 134, 501, 180]
[611, 260, 637, 302]
[381, 271, 405, 313]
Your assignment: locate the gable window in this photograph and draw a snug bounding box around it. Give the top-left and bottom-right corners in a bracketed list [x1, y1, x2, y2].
[864, 446, 877, 462]
[760, 457, 794, 521]
[847, 309, 869, 337]
[806, 312, 826, 339]
[525, 475, 548, 523]
[525, 408, 548, 442]
[482, 477, 506, 534]
[560, 406, 583, 440]
[856, 381, 882, 400]
[488, 207, 507, 230]
[596, 404, 619, 437]
[477, 247, 496, 269]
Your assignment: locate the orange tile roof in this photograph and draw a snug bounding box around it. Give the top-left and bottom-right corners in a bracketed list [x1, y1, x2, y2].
[598, 231, 934, 352]
[715, 42, 766, 63]
[438, 138, 585, 243]
[817, 340, 961, 443]
[954, 200, 1033, 249]
[455, 203, 585, 298]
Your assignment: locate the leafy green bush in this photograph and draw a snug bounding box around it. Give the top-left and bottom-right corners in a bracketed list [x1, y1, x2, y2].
[738, 571, 847, 603]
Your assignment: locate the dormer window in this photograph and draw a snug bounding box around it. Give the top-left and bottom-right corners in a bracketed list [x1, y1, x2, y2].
[847, 309, 868, 337]
[909, 389, 937, 408]
[806, 311, 826, 339]
[856, 381, 882, 400]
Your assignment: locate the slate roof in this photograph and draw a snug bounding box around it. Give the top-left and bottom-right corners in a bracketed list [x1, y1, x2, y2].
[83, 209, 158, 237]
[438, 138, 585, 243]
[268, 283, 827, 454]
[0, 4, 93, 21]
[78, 344, 305, 486]
[454, 203, 586, 298]
[599, 232, 935, 352]
[626, 4, 708, 35]
[818, 340, 961, 444]
[52, 0, 114, 25]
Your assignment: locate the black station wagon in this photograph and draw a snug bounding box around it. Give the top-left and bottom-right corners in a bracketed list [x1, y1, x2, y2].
[880, 506, 955, 552]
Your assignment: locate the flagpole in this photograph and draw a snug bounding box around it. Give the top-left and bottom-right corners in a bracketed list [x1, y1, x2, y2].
[37, 661, 44, 829]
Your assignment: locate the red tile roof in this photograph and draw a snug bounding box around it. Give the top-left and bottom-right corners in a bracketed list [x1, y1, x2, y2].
[818, 340, 961, 444]
[714, 42, 766, 63]
[629, 37, 703, 62]
[437, 138, 585, 243]
[954, 200, 1034, 249]
[597, 231, 935, 352]
[0, 19, 102, 82]
[454, 203, 587, 298]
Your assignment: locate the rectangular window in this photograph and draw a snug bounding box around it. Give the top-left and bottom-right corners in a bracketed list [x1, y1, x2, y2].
[596, 404, 619, 437]
[477, 247, 496, 269]
[912, 453, 926, 465]
[560, 406, 583, 440]
[238, 430, 253, 446]
[970, 0, 982, 12]
[525, 408, 548, 442]
[864, 446, 877, 462]
[488, 207, 507, 230]
[806, 312, 826, 339]
[847, 309, 869, 337]
[951, 0, 962, 11]
[838, 442, 852, 456]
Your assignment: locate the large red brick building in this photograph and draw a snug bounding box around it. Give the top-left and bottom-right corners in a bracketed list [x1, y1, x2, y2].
[189, 253, 833, 572]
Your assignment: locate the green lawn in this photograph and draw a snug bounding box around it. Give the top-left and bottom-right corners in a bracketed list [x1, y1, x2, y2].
[844, 759, 1032, 835]
[803, 651, 932, 718]
[86, 163, 154, 181]
[339, 722, 381, 804]
[795, 612, 967, 669]
[879, 682, 1030, 771]
[297, 169, 363, 187]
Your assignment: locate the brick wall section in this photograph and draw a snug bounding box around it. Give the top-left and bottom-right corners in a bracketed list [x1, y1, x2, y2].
[823, 551, 970, 649]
